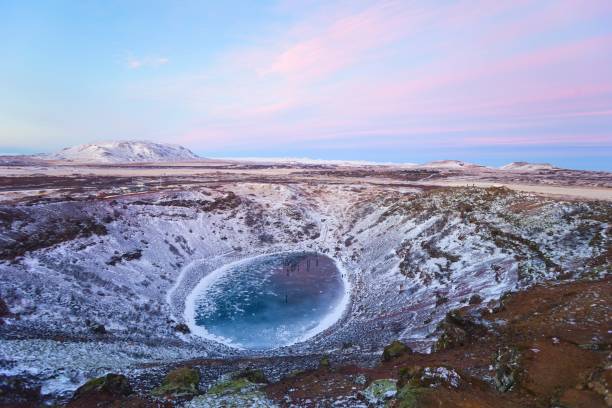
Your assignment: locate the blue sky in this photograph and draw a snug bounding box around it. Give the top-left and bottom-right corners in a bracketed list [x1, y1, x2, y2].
[1, 1, 611, 170]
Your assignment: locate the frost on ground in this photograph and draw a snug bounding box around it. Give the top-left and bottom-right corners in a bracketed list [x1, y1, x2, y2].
[0, 180, 609, 401]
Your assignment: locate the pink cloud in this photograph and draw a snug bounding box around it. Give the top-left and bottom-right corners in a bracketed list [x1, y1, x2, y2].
[265, 1, 427, 81]
[128, 1, 612, 155]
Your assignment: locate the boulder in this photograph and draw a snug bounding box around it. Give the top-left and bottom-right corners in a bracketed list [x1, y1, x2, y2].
[0, 298, 10, 317]
[395, 383, 427, 408]
[152, 367, 200, 397]
[397, 366, 423, 388]
[433, 310, 486, 352]
[90, 323, 106, 335]
[174, 323, 190, 334]
[492, 347, 521, 392]
[235, 369, 268, 384]
[70, 373, 132, 404]
[468, 294, 483, 305]
[383, 340, 412, 362]
[362, 379, 397, 406]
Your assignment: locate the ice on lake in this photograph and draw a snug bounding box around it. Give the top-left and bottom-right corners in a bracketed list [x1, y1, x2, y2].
[187, 252, 347, 349]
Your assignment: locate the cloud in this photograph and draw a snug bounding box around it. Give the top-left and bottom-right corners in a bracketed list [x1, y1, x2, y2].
[126, 55, 169, 69]
[125, 1, 612, 156]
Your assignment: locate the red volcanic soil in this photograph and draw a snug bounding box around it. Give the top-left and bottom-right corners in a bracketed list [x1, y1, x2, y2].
[265, 277, 611, 407]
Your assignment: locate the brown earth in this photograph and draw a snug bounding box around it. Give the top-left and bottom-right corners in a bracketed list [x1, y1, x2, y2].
[265, 277, 611, 407]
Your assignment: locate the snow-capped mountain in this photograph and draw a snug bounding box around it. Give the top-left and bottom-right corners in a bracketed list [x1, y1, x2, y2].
[500, 162, 558, 171]
[49, 141, 200, 163]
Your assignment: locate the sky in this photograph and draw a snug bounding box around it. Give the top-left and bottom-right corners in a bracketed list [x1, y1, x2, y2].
[0, 0, 611, 170]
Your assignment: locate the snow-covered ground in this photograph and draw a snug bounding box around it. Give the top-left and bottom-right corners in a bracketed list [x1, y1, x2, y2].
[0, 181, 609, 400]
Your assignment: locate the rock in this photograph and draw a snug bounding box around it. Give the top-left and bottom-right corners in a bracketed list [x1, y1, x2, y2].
[90, 323, 106, 335]
[399, 366, 461, 389]
[152, 366, 200, 397]
[354, 373, 368, 386]
[468, 294, 482, 305]
[383, 340, 412, 361]
[206, 377, 260, 397]
[492, 347, 521, 392]
[397, 366, 423, 388]
[187, 376, 275, 408]
[235, 369, 268, 384]
[70, 373, 132, 403]
[362, 379, 397, 406]
[174, 323, 190, 334]
[0, 375, 42, 406]
[420, 366, 461, 388]
[0, 298, 10, 317]
[432, 310, 486, 352]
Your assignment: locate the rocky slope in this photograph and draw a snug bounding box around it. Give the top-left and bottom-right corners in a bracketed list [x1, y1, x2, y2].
[0, 173, 609, 406]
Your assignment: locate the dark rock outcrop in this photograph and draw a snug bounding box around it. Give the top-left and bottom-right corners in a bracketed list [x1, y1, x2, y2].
[0, 298, 10, 317]
[383, 340, 412, 361]
[492, 347, 521, 392]
[432, 310, 487, 352]
[68, 373, 132, 407]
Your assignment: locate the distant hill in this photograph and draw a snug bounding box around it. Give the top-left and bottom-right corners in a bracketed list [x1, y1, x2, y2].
[500, 162, 558, 171]
[48, 141, 201, 163]
[417, 160, 486, 169]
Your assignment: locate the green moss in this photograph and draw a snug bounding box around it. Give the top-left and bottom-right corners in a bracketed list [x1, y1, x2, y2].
[383, 340, 411, 361]
[397, 366, 423, 388]
[73, 374, 132, 399]
[235, 369, 267, 384]
[363, 379, 397, 405]
[78, 376, 105, 393]
[396, 384, 427, 407]
[319, 355, 330, 369]
[152, 367, 200, 397]
[207, 378, 253, 396]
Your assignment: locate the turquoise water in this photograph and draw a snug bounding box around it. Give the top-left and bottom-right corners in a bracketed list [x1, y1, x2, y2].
[191, 252, 345, 349]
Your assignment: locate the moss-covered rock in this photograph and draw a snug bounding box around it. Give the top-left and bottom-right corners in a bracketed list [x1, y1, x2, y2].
[71, 373, 132, 400]
[152, 366, 200, 397]
[395, 384, 427, 408]
[397, 366, 423, 388]
[188, 377, 274, 408]
[432, 310, 486, 352]
[319, 354, 331, 369]
[363, 379, 397, 406]
[235, 369, 268, 384]
[383, 340, 412, 361]
[207, 377, 254, 396]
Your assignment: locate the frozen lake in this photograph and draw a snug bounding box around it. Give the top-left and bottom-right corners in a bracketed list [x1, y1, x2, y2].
[186, 252, 347, 349]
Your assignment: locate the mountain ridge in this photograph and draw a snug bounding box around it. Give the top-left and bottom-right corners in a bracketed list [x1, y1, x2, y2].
[48, 140, 201, 163]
